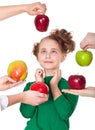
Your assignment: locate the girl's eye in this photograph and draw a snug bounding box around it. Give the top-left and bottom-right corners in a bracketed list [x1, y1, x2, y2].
[51, 50, 57, 54]
[40, 50, 46, 54]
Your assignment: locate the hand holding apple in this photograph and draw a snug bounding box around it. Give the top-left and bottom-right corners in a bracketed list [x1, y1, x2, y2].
[62, 87, 95, 97]
[68, 74, 86, 90]
[34, 14, 49, 32]
[7, 60, 28, 81]
[75, 50, 93, 66]
[30, 82, 49, 94]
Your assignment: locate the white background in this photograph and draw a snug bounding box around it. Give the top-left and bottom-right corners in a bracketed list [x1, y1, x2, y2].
[0, 0, 95, 130]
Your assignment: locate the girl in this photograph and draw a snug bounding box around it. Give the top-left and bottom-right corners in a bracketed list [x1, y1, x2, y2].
[20, 29, 78, 130]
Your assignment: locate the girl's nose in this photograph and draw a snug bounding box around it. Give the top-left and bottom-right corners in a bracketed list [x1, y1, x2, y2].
[46, 52, 51, 58]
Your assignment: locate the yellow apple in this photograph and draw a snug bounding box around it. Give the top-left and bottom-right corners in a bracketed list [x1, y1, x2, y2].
[7, 60, 28, 81]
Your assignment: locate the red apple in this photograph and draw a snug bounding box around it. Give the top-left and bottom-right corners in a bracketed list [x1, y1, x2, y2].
[34, 14, 49, 32]
[30, 82, 49, 94]
[68, 75, 86, 90]
[7, 60, 28, 81]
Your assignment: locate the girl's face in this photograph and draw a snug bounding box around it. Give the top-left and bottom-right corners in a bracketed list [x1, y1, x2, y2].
[37, 38, 66, 71]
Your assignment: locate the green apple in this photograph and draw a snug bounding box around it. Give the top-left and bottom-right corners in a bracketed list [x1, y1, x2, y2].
[75, 50, 93, 66]
[7, 60, 28, 81]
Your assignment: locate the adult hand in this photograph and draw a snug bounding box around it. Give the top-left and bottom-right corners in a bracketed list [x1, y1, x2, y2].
[62, 87, 95, 98]
[80, 33, 95, 50]
[0, 75, 25, 91]
[24, 2, 47, 15]
[0, 2, 47, 21]
[20, 90, 48, 106]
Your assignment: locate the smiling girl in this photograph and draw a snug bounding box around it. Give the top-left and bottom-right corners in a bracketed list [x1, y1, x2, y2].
[20, 29, 78, 130]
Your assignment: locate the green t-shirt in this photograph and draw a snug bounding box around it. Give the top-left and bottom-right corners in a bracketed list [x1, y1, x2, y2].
[20, 76, 78, 130]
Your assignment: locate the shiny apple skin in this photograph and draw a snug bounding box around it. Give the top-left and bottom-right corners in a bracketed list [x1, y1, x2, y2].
[34, 14, 49, 32]
[68, 75, 86, 90]
[7, 60, 28, 81]
[75, 50, 93, 66]
[30, 82, 49, 94]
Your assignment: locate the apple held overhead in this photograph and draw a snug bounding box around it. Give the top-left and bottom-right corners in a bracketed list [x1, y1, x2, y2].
[34, 14, 49, 32]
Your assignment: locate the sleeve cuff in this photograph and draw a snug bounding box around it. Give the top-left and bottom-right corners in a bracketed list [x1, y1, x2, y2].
[0, 95, 8, 111]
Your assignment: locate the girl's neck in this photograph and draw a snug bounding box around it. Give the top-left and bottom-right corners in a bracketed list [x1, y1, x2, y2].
[44, 69, 58, 76]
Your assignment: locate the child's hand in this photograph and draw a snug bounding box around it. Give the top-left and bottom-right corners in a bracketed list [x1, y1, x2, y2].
[50, 69, 62, 100]
[35, 68, 45, 82]
[50, 69, 61, 87]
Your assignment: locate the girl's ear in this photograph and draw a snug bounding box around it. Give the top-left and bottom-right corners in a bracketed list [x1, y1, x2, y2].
[61, 54, 67, 62]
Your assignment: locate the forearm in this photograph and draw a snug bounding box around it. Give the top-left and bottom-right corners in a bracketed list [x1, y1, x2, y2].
[7, 93, 23, 106]
[54, 94, 78, 119]
[50, 84, 62, 100]
[0, 5, 26, 21]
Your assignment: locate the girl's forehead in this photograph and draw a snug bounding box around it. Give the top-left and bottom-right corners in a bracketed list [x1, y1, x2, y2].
[39, 38, 59, 48]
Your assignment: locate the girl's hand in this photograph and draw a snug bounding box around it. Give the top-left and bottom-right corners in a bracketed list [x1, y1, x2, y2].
[35, 68, 45, 82]
[50, 69, 62, 100]
[50, 69, 61, 87]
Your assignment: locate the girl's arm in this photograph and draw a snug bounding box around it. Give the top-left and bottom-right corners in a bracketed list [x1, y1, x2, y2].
[50, 70, 78, 119]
